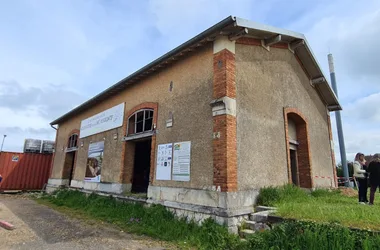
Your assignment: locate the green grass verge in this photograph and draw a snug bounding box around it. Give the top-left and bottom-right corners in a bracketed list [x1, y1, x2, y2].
[36, 189, 380, 250]
[257, 185, 380, 230]
[36, 189, 241, 250]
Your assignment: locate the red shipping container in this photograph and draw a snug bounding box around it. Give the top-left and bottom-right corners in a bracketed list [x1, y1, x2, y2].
[0, 152, 52, 191]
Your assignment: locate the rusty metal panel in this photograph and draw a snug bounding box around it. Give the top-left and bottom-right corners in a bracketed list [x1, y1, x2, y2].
[0, 152, 52, 191]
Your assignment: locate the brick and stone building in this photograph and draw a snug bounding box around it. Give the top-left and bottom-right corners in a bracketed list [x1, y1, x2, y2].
[47, 16, 340, 232]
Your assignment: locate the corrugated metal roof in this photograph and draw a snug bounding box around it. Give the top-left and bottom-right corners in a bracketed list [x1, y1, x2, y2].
[51, 16, 341, 125]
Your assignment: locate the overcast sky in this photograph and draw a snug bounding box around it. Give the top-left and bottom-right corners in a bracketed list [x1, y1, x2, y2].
[0, 0, 379, 162]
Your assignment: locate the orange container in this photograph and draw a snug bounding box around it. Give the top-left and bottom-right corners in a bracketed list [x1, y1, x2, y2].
[0, 152, 52, 191]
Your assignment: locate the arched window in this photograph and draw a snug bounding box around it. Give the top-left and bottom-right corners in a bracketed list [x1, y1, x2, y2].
[128, 109, 154, 135]
[67, 134, 78, 150]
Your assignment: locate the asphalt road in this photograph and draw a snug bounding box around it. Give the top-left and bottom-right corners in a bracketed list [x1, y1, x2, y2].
[0, 195, 171, 250]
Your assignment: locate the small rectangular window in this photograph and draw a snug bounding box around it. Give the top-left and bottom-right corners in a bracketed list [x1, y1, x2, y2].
[136, 120, 144, 133]
[145, 110, 153, 119]
[136, 111, 144, 122]
[144, 117, 153, 131]
[128, 114, 135, 134]
[73, 135, 78, 147]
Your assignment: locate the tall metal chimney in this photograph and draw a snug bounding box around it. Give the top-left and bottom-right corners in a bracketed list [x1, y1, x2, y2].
[328, 54, 349, 187]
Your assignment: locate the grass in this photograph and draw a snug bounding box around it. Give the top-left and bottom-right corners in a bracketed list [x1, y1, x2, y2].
[122, 191, 148, 199]
[35, 189, 241, 250]
[35, 188, 380, 250]
[245, 220, 380, 250]
[257, 185, 380, 230]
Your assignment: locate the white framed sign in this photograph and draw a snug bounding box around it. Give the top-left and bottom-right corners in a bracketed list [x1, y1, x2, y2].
[155, 143, 173, 180]
[80, 103, 125, 138]
[172, 141, 191, 181]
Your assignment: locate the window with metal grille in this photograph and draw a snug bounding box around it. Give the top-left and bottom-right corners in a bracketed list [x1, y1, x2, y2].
[128, 109, 154, 135]
[67, 134, 78, 149]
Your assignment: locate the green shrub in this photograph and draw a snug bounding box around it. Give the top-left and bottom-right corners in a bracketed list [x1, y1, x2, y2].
[256, 186, 281, 206]
[256, 184, 308, 206]
[280, 184, 308, 201]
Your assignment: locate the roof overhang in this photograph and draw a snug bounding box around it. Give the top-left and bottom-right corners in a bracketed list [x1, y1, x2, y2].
[233, 17, 341, 112]
[51, 16, 341, 125]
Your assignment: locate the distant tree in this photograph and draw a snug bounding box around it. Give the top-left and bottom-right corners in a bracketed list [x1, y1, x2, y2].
[365, 155, 374, 163]
[336, 161, 353, 177]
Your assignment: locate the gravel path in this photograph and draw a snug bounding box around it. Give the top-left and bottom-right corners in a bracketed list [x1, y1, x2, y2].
[0, 195, 173, 250]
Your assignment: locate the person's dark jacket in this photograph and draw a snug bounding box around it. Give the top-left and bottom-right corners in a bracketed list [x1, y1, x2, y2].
[367, 158, 380, 185]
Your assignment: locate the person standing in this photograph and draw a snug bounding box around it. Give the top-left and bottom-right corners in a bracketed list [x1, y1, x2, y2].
[353, 153, 368, 204]
[367, 153, 380, 205]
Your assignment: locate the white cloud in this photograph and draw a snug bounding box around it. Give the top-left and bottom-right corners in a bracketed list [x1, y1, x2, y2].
[345, 92, 380, 122]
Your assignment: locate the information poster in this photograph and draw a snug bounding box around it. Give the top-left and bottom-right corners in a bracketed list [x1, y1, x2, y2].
[155, 143, 173, 180]
[172, 141, 191, 181]
[84, 141, 104, 182]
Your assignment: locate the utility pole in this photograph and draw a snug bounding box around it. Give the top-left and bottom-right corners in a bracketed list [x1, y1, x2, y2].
[0, 134, 6, 152]
[328, 54, 350, 187]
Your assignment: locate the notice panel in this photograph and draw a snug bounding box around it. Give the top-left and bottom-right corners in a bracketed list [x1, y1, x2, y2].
[172, 141, 191, 181]
[155, 143, 173, 180]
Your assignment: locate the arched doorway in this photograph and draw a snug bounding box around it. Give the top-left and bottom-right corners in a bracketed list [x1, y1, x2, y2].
[125, 108, 155, 193]
[284, 108, 313, 188]
[63, 132, 78, 186]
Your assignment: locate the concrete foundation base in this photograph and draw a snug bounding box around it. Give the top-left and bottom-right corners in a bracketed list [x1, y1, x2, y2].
[45, 180, 259, 233]
[147, 185, 259, 233]
[46, 178, 131, 194]
[46, 178, 69, 193]
[165, 206, 249, 234]
[70, 180, 131, 194]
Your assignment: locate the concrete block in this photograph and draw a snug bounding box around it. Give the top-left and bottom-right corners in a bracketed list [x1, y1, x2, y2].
[255, 206, 277, 212]
[239, 229, 255, 238]
[215, 216, 226, 225]
[244, 220, 256, 230]
[253, 222, 271, 232]
[47, 178, 69, 186]
[70, 180, 84, 189]
[45, 185, 56, 193]
[185, 211, 195, 222]
[148, 186, 220, 207]
[249, 211, 269, 222]
[227, 217, 238, 227]
[228, 226, 239, 234]
[194, 213, 207, 224]
[267, 215, 284, 224]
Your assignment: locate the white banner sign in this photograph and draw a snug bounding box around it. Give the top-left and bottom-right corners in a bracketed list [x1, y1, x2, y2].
[155, 143, 173, 180]
[80, 103, 125, 138]
[172, 141, 191, 181]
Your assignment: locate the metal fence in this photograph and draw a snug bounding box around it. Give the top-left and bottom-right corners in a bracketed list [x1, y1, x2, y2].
[0, 152, 52, 191]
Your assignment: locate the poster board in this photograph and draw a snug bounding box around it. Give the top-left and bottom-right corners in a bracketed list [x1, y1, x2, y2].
[84, 141, 104, 182]
[155, 143, 173, 180]
[172, 141, 191, 181]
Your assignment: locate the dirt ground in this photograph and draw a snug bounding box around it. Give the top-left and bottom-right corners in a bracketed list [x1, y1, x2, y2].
[0, 194, 173, 250]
